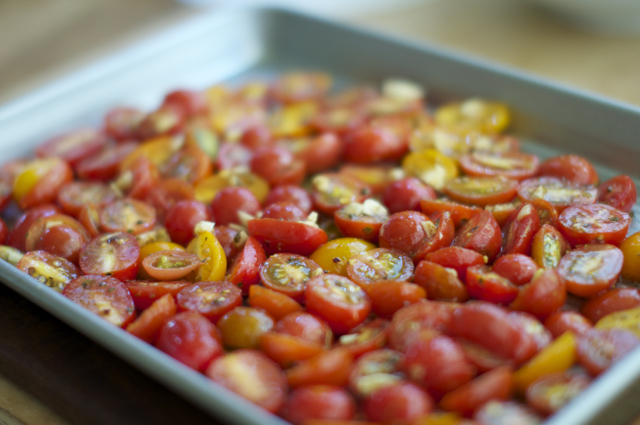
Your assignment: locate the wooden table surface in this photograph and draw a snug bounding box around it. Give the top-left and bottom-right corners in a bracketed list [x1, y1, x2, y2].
[1, 0, 640, 424]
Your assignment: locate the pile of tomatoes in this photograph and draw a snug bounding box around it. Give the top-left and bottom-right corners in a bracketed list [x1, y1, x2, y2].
[2, 71, 640, 425]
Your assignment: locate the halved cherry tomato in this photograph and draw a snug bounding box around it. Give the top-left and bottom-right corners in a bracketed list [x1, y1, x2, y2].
[16, 250, 80, 292]
[312, 107, 366, 135]
[217, 306, 275, 349]
[444, 176, 518, 207]
[466, 265, 519, 305]
[120, 135, 183, 172]
[211, 186, 261, 226]
[311, 173, 371, 215]
[136, 106, 184, 140]
[338, 164, 395, 195]
[531, 224, 569, 270]
[163, 200, 209, 247]
[186, 225, 227, 282]
[363, 381, 434, 424]
[435, 98, 510, 135]
[287, 347, 354, 388]
[420, 198, 481, 228]
[310, 238, 376, 277]
[63, 275, 135, 327]
[264, 185, 313, 214]
[226, 236, 266, 295]
[282, 385, 356, 425]
[134, 226, 172, 248]
[176, 281, 242, 323]
[126, 293, 176, 343]
[501, 203, 541, 257]
[365, 280, 426, 318]
[346, 248, 414, 288]
[57, 181, 120, 217]
[576, 328, 640, 375]
[125, 280, 190, 310]
[402, 149, 459, 191]
[492, 254, 538, 286]
[214, 225, 242, 260]
[259, 253, 323, 301]
[157, 311, 223, 372]
[143, 178, 195, 220]
[382, 177, 436, 214]
[347, 348, 403, 398]
[259, 331, 325, 368]
[557, 243, 623, 297]
[120, 156, 160, 200]
[595, 306, 640, 338]
[75, 142, 138, 181]
[141, 250, 200, 281]
[261, 202, 306, 221]
[162, 89, 209, 118]
[511, 268, 566, 318]
[334, 200, 388, 243]
[537, 154, 598, 185]
[460, 152, 538, 181]
[206, 349, 289, 413]
[424, 247, 485, 283]
[453, 210, 502, 262]
[557, 203, 630, 246]
[456, 338, 510, 374]
[250, 145, 306, 187]
[621, 231, 640, 282]
[13, 157, 73, 210]
[343, 125, 407, 164]
[389, 301, 457, 352]
[544, 311, 592, 338]
[25, 214, 90, 264]
[517, 177, 597, 212]
[485, 199, 522, 227]
[526, 370, 591, 416]
[99, 199, 156, 235]
[36, 128, 108, 166]
[598, 175, 636, 213]
[582, 287, 640, 324]
[104, 107, 144, 141]
[161, 144, 212, 184]
[248, 285, 302, 320]
[274, 311, 332, 348]
[305, 274, 371, 335]
[79, 232, 140, 281]
[474, 401, 542, 425]
[248, 218, 328, 257]
[272, 71, 332, 104]
[337, 319, 388, 358]
[510, 311, 552, 352]
[292, 133, 343, 175]
[414, 260, 469, 302]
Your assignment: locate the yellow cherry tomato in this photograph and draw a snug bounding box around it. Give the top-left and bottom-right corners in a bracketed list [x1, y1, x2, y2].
[210, 103, 266, 141]
[413, 412, 465, 425]
[12, 158, 57, 203]
[513, 331, 576, 393]
[268, 101, 318, 138]
[194, 168, 269, 204]
[119, 135, 183, 172]
[310, 237, 376, 276]
[596, 307, 640, 338]
[187, 226, 227, 282]
[401, 149, 458, 191]
[138, 242, 185, 280]
[435, 98, 510, 135]
[620, 232, 640, 282]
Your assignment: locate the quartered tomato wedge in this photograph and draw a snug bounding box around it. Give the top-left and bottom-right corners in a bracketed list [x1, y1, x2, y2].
[36, 128, 108, 166]
[75, 142, 138, 181]
[311, 173, 371, 215]
[453, 210, 502, 263]
[517, 177, 597, 212]
[420, 198, 481, 228]
[557, 203, 630, 246]
[413, 260, 469, 302]
[501, 203, 541, 257]
[57, 181, 120, 217]
[444, 176, 518, 207]
[141, 250, 200, 281]
[537, 154, 598, 185]
[176, 281, 242, 323]
[556, 243, 623, 297]
[63, 275, 135, 327]
[466, 265, 519, 305]
[225, 236, 266, 295]
[459, 152, 538, 181]
[248, 218, 328, 257]
[259, 253, 323, 301]
[531, 224, 569, 270]
[16, 250, 80, 292]
[598, 175, 636, 213]
[334, 199, 388, 243]
[346, 248, 414, 288]
[13, 157, 73, 210]
[79, 232, 140, 281]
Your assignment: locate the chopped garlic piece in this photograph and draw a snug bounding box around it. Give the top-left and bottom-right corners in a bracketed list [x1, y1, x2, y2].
[382, 78, 425, 102]
[194, 221, 216, 235]
[237, 211, 256, 228]
[421, 220, 437, 239]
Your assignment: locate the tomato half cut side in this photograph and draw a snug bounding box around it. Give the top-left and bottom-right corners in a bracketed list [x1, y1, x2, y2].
[581, 287, 640, 324]
[8, 204, 61, 251]
[459, 152, 538, 181]
[466, 265, 519, 305]
[424, 247, 485, 283]
[248, 218, 328, 257]
[63, 275, 135, 327]
[530, 224, 569, 270]
[346, 248, 414, 288]
[444, 176, 518, 207]
[125, 280, 191, 310]
[598, 175, 636, 213]
[259, 253, 323, 301]
[453, 210, 502, 262]
[75, 142, 138, 181]
[176, 281, 242, 323]
[141, 250, 200, 281]
[79, 232, 141, 281]
[337, 318, 388, 358]
[311, 173, 371, 215]
[525, 371, 591, 416]
[556, 243, 623, 297]
[557, 203, 630, 246]
[576, 328, 640, 375]
[485, 199, 522, 227]
[100, 199, 157, 235]
[517, 177, 597, 213]
[16, 250, 80, 292]
[334, 199, 388, 243]
[347, 348, 404, 397]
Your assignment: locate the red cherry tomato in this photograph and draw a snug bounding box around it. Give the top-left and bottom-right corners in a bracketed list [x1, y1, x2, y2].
[311, 173, 371, 215]
[537, 154, 598, 185]
[576, 328, 640, 375]
[161, 145, 212, 184]
[226, 236, 266, 295]
[262, 202, 306, 221]
[8, 204, 61, 251]
[347, 348, 403, 397]
[474, 401, 542, 425]
[459, 152, 539, 181]
[57, 181, 120, 217]
[25, 214, 90, 258]
[286, 347, 354, 388]
[126, 293, 176, 344]
[240, 124, 272, 149]
[413, 260, 469, 302]
[250, 145, 306, 187]
[75, 142, 138, 181]
[164, 200, 208, 246]
[143, 178, 194, 221]
[466, 265, 519, 305]
[283, 385, 356, 425]
[214, 225, 242, 260]
[492, 254, 539, 286]
[215, 142, 252, 170]
[557, 243, 623, 297]
[305, 274, 371, 335]
[501, 203, 541, 257]
[363, 381, 434, 423]
[259, 253, 323, 301]
[211, 186, 261, 226]
[456, 338, 510, 373]
[136, 105, 184, 140]
[526, 370, 591, 416]
[453, 210, 502, 262]
[63, 275, 135, 327]
[531, 198, 558, 227]
[420, 198, 481, 228]
[364, 280, 426, 318]
[100, 199, 156, 235]
[509, 311, 552, 351]
[156, 311, 223, 372]
[544, 311, 592, 338]
[16, 158, 73, 210]
[36, 128, 108, 166]
[126, 280, 191, 311]
[275, 311, 332, 347]
[581, 287, 640, 324]
[294, 132, 343, 174]
[444, 176, 518, 207]
[334, 200, 387, 244]
[248, 218, 328, 257]
[337, 318, 388, 358]
[104, 107, 144, 141]
[176, 281, 242, 323]
[558, 203, 630, 246]
[382, 177, 436, 214]
[517, 176, 597, 213]
[387, 300, 455, 352]
[312, 107, 366, 135]
[424, 247, 485, 283]
[264, 185, 313, 214]
[141, 250, 200, 281]
[598, 175, 636, 213]
[343, 125, 406, 164]
[510, 269, 566, 318]
[346, 247, 415, 288]
[79, 232, 141, 281]
[162, 89, 209, 118]
[16, 250, 80, 292]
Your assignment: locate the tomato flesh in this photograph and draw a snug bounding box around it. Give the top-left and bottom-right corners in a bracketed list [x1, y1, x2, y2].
[556, 244, 623, 297]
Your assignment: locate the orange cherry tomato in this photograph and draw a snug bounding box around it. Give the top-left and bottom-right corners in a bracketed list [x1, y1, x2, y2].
[364, 280, 426, 319]
[248, 285, 302, 320]
[444, 176, 518, 207]
[286, 348, 354, 388]
[125, 293, 176, 343]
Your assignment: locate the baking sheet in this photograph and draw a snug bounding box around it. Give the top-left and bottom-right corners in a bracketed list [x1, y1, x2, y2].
[1, 7, 640, 425]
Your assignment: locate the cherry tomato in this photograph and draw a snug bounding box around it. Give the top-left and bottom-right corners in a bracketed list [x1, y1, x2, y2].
[217, 307, 275, 349]
[239, 123, 272, 149]
[526, 370, 591, 416]
[444, 176, 518, 207]
[343, 125, 407, 164]
[25, 214, 90, 263]
[248, 285, 302, 320]
[211, 186, 261, 226]
[459, 152, 538, 181]
[517, 177, 597, 212]
[141, 250, 200, 281]
[598, 174, 636, 213]
[485, 199, 522, 228]
[334, 199, 388, 243]
[581, 288, 640, 324]
[557, 203, 630, 246]
[104, 107, 144, 141]
[282, 385, 356, 425]
[456, 338, 510, 374]
[530, 224, 569, 270]
[261, 202, 306, 221]
[346, 248, 415, 288]
[510, 311, 552, 352]
[305, 274, 371, 335]
[466, 265, 519, 305]
[121, 156, 160, 201]
[337, 318, 388, 358]
[387, 300, 455, 352]
[312, 107, 366, 135]
[544, 311, 592, 338]
[363, 381, 434, 423]
[595, 306, 640, 338]
[186, 226, 227, 282]
[402, 149, 459, 191]
[420, 198, 481, 228]
[75, 142, 138, 181]
[424, 247, 485, 283]
[157, 311, 223, 372]
[382, 177, 436, 214]
[286, 348, 354, 388]
[125, 280, 189, 310]
[274, 311, 332, 348]
[310, 237, 376, 276]
[36, 128, 108, 166]
[621, 231, 640, 282]
[474, 401, 542, 425]
[293, 133, 343, 174]
[537, 154, 598, 185]
[311, 173, 371, 215]
[501, 203, 541, 257]
[413, 260, 469, 302]
[453, 210, 502, 262]
[16, 250, 80, 292]
[63, 275, 135, 327]
[250, 145, 306, 187]
[364, 280, 426, 318]
[126, 293, 176, 343]
[214, 225, 242, 260]
[435, 98, 510, 135]
[143, 178, 195, 220]
[557, 244, 623, 297]
[162, 89, 209, 118]
[226, 236, 266, 295]
[259, 253, 323, 301]
[531, 198, 558, 228]
[79, 232, 140, 281]
[215, 142, 252, 170]
[576, 328, 640, 375]
[259, 331, 325, 368]
[338, 164, 396, 195]
[272, 71, 332, 104]
[57, 181, 120, 217]
[492, 254, 539, 286]
[78, 204, 102, 237]
[264, 185, 313, 214]
[136, 106, 184, 140]
[163, 200, 208, 246]
[510, 269, 566, 318]
[99, 199, 156, 235]
[13, 157, 73, 210]
[248, 218, 328, 257]
[161, 145, 212, 184]
[176, 281, 242, 323]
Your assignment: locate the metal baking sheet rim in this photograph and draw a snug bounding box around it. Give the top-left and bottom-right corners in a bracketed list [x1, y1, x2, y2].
[0, 6, 639, 425]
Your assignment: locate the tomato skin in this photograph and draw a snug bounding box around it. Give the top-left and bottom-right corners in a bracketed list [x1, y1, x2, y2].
[275, 311, 332, 347]
[176, 281, 242, 323]
[248, 218, 328, 257]
[57, 181, 120, 217]
[424, 247, 485, 283]
[440, 365, 514, 417]
[346, 248, 415, 288]
[500, 203, 540, 258]
[63, 275, 135, 327]
[36, 128, 108, 167]
[509, 269, 566, 318]
[8, 204, 61, 251]
[557, 203, 630, 247]
[296, 132, 343, 174]
[34, 225, 87, 265]
[126, 293, 176, 343]
[287, 348, 354, 388]
[79, 232, 140, 282]
[598, 175, 636, 213]
[343, 125, 406, 164]
[420, 199, 481, 228]
[492, 254, 539, 286]
[382, 177, 436, 214]
[211, 186, 261, 226]
[104, 107, 144, 141]
[259, 331, 325, 368]
[125, 280, 190, 310]
[334, 207, 385, 243]
[261, 202, 306, 221]
[544, 311, 592, 338]
[387, 300, 456, 352]
[283, 385, 356, 425]
[305, 274, 371, 335]
[364, 280, 426, 319]
[453, 210, 502, 263]
[337, 318, 388, 358]
[17, 158, 74, 210]
[226, 236, 266, 295]
[537, 154, 598, 185]
[163, 200, 208, 247]
[248, 285, 302, 320]
[75, 142, 138, 181]
[250, 145, 306, 187]
[576, 328, 640, 375]
[466, 265, 519, 305]
[444, 176, 518, 207]
[581, 288, 640, 324]
[557, 244, 623, 297]
[264, 185, 313, 215]
[363, 381, 434, 423]
[414, 260, 469, 302]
